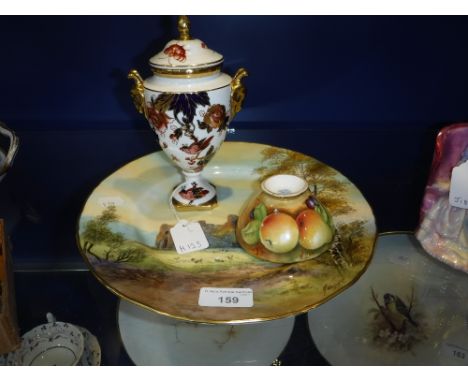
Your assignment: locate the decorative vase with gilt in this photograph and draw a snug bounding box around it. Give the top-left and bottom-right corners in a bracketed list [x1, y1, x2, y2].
[128, 16, 248, 210]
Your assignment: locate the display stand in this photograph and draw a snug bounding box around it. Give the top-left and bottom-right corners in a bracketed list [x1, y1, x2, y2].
[118, 299, 294, 366]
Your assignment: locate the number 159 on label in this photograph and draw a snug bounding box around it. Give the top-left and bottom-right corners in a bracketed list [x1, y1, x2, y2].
[218, 296, 239, 304]
[198, 287, 254, 307]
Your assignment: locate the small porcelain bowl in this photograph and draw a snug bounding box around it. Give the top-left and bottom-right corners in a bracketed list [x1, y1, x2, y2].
[9, 313, 84, 366]
[236, 174, 335, 264]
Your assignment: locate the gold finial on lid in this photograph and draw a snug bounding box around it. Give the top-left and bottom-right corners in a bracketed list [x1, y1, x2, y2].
[178, 16, 191, 40]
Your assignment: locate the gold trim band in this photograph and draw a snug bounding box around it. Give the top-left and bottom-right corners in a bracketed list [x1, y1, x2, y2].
[150, 62, 223, 78]
[172, 196, 218, 211]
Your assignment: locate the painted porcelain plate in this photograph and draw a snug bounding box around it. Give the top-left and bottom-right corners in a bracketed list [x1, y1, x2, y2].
[77, 142, 376, 324]
[308, 233, 468, 366]
[118, 299, 293, 365]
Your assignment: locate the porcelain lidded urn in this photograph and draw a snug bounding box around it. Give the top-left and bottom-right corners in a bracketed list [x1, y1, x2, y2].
[128, 16, 248, 210]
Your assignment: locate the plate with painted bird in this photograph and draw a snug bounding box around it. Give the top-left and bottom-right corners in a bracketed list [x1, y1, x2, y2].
[308, 232, 468, 365]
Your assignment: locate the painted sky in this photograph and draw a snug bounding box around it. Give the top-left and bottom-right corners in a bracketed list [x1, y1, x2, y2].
[80, 142, 374, 236]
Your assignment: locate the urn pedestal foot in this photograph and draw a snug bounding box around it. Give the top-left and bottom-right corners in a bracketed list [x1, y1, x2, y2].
[171, 171, 218, 211]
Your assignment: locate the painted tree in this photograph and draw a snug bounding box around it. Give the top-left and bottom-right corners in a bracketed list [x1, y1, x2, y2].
[82, 205, 147, 264]
[254, 147, 354, 216]
[112, 247, 146, 263]
[82, 205, 118, 254]
[98, 204, 118, 224]
[103, 231, 125, 260]
[338, 220, 367, 264]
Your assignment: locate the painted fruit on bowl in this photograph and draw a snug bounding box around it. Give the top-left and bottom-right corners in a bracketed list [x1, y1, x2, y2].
[236, 175, 336, 264]
[259, 211, 299, 254]
[296, 208, 334, 251]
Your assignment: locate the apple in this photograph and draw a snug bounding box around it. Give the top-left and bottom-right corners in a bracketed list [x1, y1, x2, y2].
[296, 209, 333, 250]
[259, 211, 299, 253]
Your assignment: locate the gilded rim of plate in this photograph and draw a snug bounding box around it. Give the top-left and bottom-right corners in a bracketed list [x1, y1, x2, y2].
[378, 230, 414, 237]
[76, 141, 378, 325]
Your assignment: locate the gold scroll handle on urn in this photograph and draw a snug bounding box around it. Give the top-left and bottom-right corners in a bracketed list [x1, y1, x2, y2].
[127, 67, 248, 122]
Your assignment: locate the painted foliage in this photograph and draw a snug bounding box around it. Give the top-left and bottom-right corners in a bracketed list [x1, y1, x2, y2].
[146, 91, 227, 173]
[77, 143, 376, 323]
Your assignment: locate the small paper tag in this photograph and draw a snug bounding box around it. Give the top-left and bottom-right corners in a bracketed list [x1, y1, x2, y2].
[99, 196, 124, 208]
[170, 220, 209, 255]
[440, 342, 468, 365]
[449, 161, 468, 209]
[198, 287, 254, 307]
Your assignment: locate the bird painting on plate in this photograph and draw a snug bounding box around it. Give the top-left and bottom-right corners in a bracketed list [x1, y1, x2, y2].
[369, 287, 426, 352]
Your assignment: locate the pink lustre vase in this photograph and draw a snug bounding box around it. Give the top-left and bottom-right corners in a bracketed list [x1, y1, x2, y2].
[128, 16, 248, 210]
[416, 123, 468, 273]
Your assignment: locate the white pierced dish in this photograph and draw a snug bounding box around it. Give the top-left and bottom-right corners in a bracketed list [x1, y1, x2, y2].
[8, 320, 84, 366]
[75, 326, 101, 366]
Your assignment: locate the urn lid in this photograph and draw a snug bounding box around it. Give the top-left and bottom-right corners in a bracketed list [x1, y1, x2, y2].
[149, 16, 224, 74]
